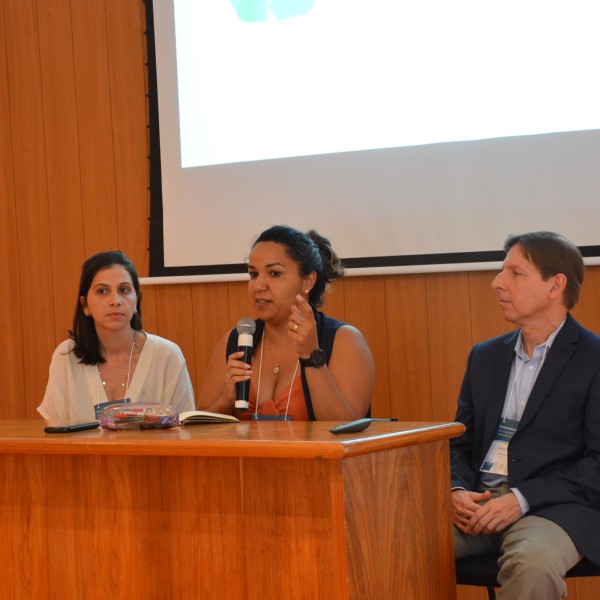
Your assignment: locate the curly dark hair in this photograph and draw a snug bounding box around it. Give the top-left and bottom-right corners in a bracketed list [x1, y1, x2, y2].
[252, 225, 344, 307]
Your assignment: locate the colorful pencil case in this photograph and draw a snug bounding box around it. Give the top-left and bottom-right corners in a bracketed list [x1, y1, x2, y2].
[100, 402, 179, 430]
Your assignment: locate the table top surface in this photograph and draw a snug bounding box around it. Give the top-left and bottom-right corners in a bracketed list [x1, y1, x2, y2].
[0, 419, 465, 459]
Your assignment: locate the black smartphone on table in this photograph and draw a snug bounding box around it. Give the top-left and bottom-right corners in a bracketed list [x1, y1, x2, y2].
[44, 422, 100, 433]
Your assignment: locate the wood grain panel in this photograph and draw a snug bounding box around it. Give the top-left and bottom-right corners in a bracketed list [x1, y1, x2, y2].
[146, 456, 246, 600]
[456, 586, 490, 600]
[3, 0, 56, 416]
[71, 0, 119, 255]
[44, 455, 135, 597]
[426, 272, 473, 422]
[37, 454, 247, 599]
[0, 454, 47, 597]
[241, 457, 348, 599]
[343, 276, 390, 417]
[322, 278, 346, 321]
[468, 270, 515, 345]
[154, 283, 196, 391]
[139, 282, 158, 333]
[0, 423, 461, 599]
[38, 0, 86, 346]
[192, 281, 231, 399]
[343, 441, 456, 599]
[105, 1, 149, 271]
[573, 576, 600, 600]
[227, 279, 253, 324]
[384, 274, 432, 421]
[0, 0, 26, 418]
[573, 267, 600, 336]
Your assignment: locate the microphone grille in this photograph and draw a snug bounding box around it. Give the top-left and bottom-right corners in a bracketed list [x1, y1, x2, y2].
[236, 317, 256, 335]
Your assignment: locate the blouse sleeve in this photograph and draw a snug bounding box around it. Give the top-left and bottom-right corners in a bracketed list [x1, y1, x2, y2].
[153, 337, 195, 412]
[37, 342, 72, 421]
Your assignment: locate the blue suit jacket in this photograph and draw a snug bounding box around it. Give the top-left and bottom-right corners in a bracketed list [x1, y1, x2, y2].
[451, 313, 600, 563]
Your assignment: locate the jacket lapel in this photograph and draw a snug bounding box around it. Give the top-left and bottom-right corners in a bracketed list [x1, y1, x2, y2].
[517, 314, 579, 431]
[482, 333, 518, 448]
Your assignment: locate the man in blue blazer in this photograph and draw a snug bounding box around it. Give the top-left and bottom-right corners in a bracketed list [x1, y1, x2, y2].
[451, 231, 600, 600]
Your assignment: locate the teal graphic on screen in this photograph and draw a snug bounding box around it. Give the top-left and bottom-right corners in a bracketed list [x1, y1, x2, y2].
[230, 0, 314, 22]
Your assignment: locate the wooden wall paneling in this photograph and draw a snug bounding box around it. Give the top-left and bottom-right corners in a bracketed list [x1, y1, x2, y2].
[105, 0, 150, 272]
[37, 0, 87, 346]
[71, 0, 119, 255]
[384, 274, 433, 421]
[0, 1, 26, 417]
[343, 276, 390, 417]
[426, 272, 473, 422]
[154, 283, 196, 392]
[140, 282, 158, 333]
[4, 0, 56, 417]
[321, 278, 346, 322]
[468, 270, 514, 345]
[191, 282, 232, 402]
[573, 266, 600, 335]
[227, 279, 253, 324]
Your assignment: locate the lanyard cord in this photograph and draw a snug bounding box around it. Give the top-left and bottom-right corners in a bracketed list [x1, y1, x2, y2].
[95, 329, 138, 409]
[501, 341, 549, 421]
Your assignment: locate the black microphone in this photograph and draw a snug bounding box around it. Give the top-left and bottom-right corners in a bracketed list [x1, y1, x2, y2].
[235, 317, 256, 410]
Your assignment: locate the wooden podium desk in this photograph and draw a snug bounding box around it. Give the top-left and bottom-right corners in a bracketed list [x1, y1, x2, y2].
[0, 419, 464, 600]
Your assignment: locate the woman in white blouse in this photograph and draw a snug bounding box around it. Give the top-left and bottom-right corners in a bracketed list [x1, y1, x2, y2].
[38, 251, 195, 422]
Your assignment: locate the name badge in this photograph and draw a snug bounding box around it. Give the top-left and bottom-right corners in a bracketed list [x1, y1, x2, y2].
[480, 417, 518, 476]
[250, 414, 292, 421]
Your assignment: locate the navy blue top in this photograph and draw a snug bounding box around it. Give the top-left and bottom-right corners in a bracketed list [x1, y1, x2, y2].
[226, 310, 365, 420]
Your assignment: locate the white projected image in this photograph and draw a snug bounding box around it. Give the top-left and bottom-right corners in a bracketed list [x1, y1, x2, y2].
[152, 0, 600, 275]
[174, 0, 600, 168]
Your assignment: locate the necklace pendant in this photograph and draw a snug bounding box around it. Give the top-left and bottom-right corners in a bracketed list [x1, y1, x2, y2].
[274, 364, 280, 375]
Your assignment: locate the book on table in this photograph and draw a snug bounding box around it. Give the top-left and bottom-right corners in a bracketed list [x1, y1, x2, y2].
[179, 410, 239, 425]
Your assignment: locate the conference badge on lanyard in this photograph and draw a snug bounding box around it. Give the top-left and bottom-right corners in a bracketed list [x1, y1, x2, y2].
[480, 418, 518, 476]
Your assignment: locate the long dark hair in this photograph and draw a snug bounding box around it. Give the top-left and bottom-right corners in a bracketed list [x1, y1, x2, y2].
[70, 251, 143, 364]
[252, 225, 344, 307]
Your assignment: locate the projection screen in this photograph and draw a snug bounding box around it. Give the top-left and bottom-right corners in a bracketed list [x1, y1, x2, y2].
[146, 0, 600, 282]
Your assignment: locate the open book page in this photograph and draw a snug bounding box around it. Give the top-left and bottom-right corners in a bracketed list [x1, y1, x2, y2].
[179, 411, 239, 425]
